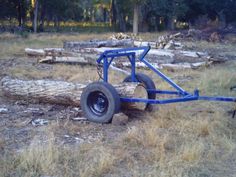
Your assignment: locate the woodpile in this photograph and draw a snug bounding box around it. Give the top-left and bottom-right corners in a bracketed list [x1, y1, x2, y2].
[186, 28, 226, 42]
[24, 32, 227, 71]
[109, 33, 132, 40]
[25, 46, 219, 71]
[134, 32, 183, 50]
[209, 32, 222, 43]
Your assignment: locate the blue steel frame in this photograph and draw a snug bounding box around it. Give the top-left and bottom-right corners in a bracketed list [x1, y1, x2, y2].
[97, 46, 236, 104]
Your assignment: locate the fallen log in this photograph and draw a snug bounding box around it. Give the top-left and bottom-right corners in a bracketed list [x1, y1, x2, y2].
[63, 39, 134, 51]
[38, 54, 212, 70]
[0, 77, 147, 110]
[43, 48, 67, 56]
[25, 48, 79, 57]
[39, 53, 98, 65]
[25, 48, 45, 57]
[25, 47, 215, 65]
[161, 61, 212, 71]
[88, 47, 212, 64]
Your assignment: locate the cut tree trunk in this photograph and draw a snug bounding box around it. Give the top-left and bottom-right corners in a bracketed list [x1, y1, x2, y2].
[25, 47, 213, 64]
[33, 0, 39, 33]
[25, 48, 76, 57]
[25, 48, 45, 57]
[39, 53, 97, 65]
[63, 39, 133, 51]
[0, 77, 147, 110]
[133, 4, 139, 35]
[38, 53, 212, 70]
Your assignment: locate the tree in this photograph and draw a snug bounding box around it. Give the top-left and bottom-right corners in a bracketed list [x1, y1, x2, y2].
[113, 0, 131, 32]
[32, 0, 38, 32]
[0, 0, 29, 27]
[151, 0, 188, 30]
[131, 0, 146, 35]
[0, 0, 18, 22]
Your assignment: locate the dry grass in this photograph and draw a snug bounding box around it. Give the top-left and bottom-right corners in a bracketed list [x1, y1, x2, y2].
[0, 32, 112, 59]
[113, 104, 235, 176]
[0, 134, 116, 177]
[1, 33, 236, 177]
[1, 94, 236, 177]
[183, 40, 236, 59]
[198, 63, 236, 96]
[0, 138, 5, 152]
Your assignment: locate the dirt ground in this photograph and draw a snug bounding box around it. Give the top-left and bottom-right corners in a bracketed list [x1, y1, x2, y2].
[0, 33, 236, 177]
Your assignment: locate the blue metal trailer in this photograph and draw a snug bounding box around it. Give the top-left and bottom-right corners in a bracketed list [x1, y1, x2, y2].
[81, 46, 236, 123]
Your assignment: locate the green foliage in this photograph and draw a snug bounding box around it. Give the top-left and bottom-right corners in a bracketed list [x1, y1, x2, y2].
[0, 0, 236, 32]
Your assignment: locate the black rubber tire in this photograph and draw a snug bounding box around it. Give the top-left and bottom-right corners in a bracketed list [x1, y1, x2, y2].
[81, 82, 120, 123]
[123, 73, 156, 111]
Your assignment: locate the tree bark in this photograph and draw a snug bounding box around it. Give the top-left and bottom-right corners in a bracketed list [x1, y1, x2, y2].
[114, 0, 126, 32]
[33, 0, 39, 33]
[0, 77, 147, 110]
[133, 4, 139, 35]
[39, 0, 46, 32]
[38, 55, 97, 65]
[167, 16, 175, 31]
[25, 48, 46, 56]
[110, 0, 117, 27]
[63, 39, 134, 50]
[17, 0, 22, 27]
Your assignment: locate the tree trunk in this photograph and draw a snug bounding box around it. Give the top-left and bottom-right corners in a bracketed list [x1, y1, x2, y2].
[25, 48, 46, 56]
[218, 10, 226, 28]
[39, 0, 46, 32]
[110, 0, 117, 27]
[33, 0, 39, 33]
[91, 8, 95, 22]
[17, 0, 22, 27]
[133, 4, 139, 35]
[103, 8, 107, 22]
[63, 39, 134, 50]
[114, 1, 126, 32]
[167, 16, 175, 31]
[0, 77, 147, 110]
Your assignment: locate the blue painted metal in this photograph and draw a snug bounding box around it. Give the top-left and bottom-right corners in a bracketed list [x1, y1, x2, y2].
[198, 96, 236, 102]
[120, 96, 236, 104]
[131, 53, 136, 82]
[147, 89, 182, 95]
[120, 96, 199, 104]
[96, 46, 236, 104]
[142, 58, 189, 95]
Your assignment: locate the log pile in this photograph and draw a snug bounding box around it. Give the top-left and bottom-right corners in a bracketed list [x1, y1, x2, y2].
[24, 32, 227, 71]
[109, 33, 132, 40]
[134, 32, 183, 50]
[25, 46, 218, 71]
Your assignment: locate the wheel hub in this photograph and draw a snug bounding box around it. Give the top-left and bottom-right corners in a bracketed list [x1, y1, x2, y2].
[87, 91, 108, 116]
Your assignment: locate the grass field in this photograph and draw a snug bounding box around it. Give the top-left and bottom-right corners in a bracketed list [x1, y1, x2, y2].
[0, 33, 236, 177]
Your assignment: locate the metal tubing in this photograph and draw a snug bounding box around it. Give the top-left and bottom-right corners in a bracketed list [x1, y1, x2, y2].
[142, 58, 189, 95]
[97, 46, 236, 104]
[198, 96, 236, 102]
[120, 96, 198, 104]
[105, 52, 136, 59]
[131, 54, 136, 82]
[103, 57, 108, 82]
[147, 89, 182, 95]
[120, 95, 236, 104]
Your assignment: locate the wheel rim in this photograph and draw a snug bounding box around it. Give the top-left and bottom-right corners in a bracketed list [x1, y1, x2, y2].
[87, 91, 108, 116]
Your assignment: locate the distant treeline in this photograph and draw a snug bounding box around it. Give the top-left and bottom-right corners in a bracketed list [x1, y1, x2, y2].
[0, 0, 236, 33]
